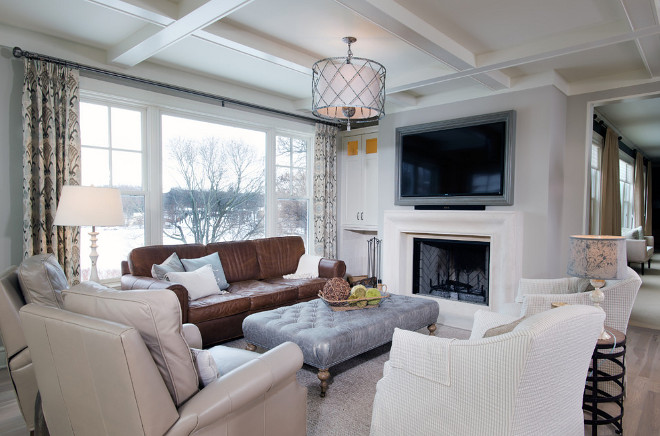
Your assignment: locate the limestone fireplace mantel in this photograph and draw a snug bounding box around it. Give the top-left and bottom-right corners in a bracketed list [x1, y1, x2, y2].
[382, 210, 523, 329]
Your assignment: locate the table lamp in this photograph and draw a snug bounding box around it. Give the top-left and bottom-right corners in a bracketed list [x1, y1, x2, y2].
[567, 235, 627, 340]
[54, 186, 124, 282]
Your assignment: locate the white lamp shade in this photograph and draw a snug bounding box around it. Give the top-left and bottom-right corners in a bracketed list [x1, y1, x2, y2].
[567, 235, 627, 280]
[54, 186, 124, 227]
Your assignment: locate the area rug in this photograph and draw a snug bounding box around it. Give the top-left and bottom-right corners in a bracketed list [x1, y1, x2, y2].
[225, 324, 470, 436]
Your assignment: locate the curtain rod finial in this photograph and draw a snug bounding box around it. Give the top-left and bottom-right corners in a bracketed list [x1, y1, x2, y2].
[12, 47, 23, 58]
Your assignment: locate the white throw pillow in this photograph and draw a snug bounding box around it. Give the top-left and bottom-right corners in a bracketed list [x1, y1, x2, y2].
[165, 264, 221, 300]
[190, 348, 218, 387]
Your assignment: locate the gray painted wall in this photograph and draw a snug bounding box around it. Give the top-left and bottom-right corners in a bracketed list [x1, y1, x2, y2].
[377, 86, 570, 278]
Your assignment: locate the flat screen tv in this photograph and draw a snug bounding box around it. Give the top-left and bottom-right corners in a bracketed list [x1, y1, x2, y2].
[395, 110, 515, 207]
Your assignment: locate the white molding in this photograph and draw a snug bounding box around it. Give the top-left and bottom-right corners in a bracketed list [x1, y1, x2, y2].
[382, 210, 523, 329]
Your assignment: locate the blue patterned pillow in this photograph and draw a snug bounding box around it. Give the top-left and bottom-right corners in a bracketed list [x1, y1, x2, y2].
[181, 252, 229, 291]
[151, 252, 185, 281]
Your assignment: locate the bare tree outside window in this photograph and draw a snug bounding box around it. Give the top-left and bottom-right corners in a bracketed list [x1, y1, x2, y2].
[163, 136, 265, 244]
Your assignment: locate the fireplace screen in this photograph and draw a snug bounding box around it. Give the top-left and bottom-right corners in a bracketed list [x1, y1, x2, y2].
[412, 238, 489, 305]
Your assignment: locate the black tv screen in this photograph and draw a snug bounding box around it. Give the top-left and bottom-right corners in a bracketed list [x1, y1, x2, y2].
[395, 111, 515, 206]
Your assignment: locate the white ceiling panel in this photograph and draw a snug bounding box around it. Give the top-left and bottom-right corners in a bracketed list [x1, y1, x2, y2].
[0, 0, 659, 157]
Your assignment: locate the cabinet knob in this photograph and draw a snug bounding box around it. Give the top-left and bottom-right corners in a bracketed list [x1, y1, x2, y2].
[357, 212, 360, 220]
[361, 212, 364, 220]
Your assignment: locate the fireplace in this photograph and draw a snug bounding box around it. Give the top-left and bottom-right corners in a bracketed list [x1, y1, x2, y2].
[413, 238, 489, 305]
[382, 210, 522, 329]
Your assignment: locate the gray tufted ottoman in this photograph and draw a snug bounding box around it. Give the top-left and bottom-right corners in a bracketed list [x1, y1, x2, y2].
[242, 294, 439, 396]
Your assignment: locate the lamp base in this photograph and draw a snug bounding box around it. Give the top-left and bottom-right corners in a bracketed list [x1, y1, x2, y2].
[590, 279, 610, 341]
[88, 227, 100, 283]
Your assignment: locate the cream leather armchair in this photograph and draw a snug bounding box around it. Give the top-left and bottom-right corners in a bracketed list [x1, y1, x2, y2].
[370, 305, 605, 436]
[19, 283, 307, 436]
[0, 254, 70, 433]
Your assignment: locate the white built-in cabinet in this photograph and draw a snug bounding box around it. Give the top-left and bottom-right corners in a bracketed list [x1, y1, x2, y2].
[341, 130, 379, 230]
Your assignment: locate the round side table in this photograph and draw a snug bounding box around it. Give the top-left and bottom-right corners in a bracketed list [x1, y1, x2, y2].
[583, 327, 626, 435]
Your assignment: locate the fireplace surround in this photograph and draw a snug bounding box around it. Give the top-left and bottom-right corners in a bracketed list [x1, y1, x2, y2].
[382, 210, 523, 329]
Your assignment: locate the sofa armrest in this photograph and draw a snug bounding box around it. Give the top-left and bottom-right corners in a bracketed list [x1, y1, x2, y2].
[645, 235, 654, 249]
[120, 275, 190, 323]
[169, 342, 304, 436]
[318, 258, 346, 278]
[625, 238, 648, 262]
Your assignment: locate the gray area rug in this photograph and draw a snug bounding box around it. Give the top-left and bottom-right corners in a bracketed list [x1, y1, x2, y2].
[226, 324, 470, 436]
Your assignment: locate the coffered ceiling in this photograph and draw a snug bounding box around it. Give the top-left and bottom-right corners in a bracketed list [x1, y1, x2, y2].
[1, 0, 660, 154]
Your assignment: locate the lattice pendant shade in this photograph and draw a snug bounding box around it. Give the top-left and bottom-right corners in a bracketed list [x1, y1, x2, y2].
[312, 37, 386, 129]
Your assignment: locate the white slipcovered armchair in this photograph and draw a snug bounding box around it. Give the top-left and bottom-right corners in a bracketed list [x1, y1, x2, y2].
[370, 305, 605, 436]
[514, 266, 641, 334]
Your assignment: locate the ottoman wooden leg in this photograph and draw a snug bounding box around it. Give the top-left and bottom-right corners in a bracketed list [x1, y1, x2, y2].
[318, 369, 330, 397]
[427, 323, 437, 336]
[246, 343, 257, 352]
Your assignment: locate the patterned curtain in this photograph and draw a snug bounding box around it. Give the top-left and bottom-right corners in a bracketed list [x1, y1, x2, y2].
[599, 128, 621, 236]
[313, 123, 339, 258]
[22, 58, 81, 283]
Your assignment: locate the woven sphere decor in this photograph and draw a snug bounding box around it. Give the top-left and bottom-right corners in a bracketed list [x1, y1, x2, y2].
[322, 277, 351, 301]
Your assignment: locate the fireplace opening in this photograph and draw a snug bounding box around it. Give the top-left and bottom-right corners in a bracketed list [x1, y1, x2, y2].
[412, 238, 489, 305]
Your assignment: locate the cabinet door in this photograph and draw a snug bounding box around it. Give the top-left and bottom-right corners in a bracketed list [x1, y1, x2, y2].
[362, 154, 378, 226]
[343, 137, 363, 226]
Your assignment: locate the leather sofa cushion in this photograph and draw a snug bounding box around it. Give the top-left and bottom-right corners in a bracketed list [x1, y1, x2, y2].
[129, 244, 206, 277]
[188, 293, 251, 323]
[62, 282, 198, 407]
[263, 277, 328, 300]
[17, 254, 68, 308]
[207, 240, 260, 283]
[253, 236, 305, 279]
[229, 280, 298, 310]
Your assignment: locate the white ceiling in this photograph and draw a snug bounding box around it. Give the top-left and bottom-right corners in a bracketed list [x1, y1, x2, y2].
[1, 0, 660, 156]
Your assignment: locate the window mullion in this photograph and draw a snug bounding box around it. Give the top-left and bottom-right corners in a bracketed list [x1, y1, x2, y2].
[265, 129, 277, 237]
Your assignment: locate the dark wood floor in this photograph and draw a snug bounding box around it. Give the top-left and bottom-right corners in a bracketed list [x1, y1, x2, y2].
[1, 324, 658, 436]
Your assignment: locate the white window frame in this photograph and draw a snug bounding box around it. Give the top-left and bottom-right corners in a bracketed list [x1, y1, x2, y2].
[619, 152, 635, 229]
[590, 133, 603, 234]
[80, 78, 315, 278]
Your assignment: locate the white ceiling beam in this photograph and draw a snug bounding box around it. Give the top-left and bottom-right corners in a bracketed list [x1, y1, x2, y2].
[89, 0, 313, 74]
[332, 0, 510, 90]
[620, 0, 660, 77]
[107, 0, 254, 67]
[389, 24, 660, 94]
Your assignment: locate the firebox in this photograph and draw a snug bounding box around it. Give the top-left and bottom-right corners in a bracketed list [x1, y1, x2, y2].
[412, 237, 489, 305]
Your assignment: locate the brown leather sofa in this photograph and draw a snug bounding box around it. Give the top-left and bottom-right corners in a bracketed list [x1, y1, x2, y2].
[121, 236, 346, 346]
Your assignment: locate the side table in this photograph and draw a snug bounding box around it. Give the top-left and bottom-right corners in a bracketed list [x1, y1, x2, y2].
[583, 327, 626, 435]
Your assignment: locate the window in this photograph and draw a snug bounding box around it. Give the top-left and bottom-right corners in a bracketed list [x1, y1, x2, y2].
[80, 86, 313, 281]
[275, 135, 309, 241]
[590, 134, 603, 234]
[161, 114, 267, 244]
[619, 157, 634, 229]
[79, 101, 146, 281]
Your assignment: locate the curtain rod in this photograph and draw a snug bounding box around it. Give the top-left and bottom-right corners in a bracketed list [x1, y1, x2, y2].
[12, 46, 338, 127]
